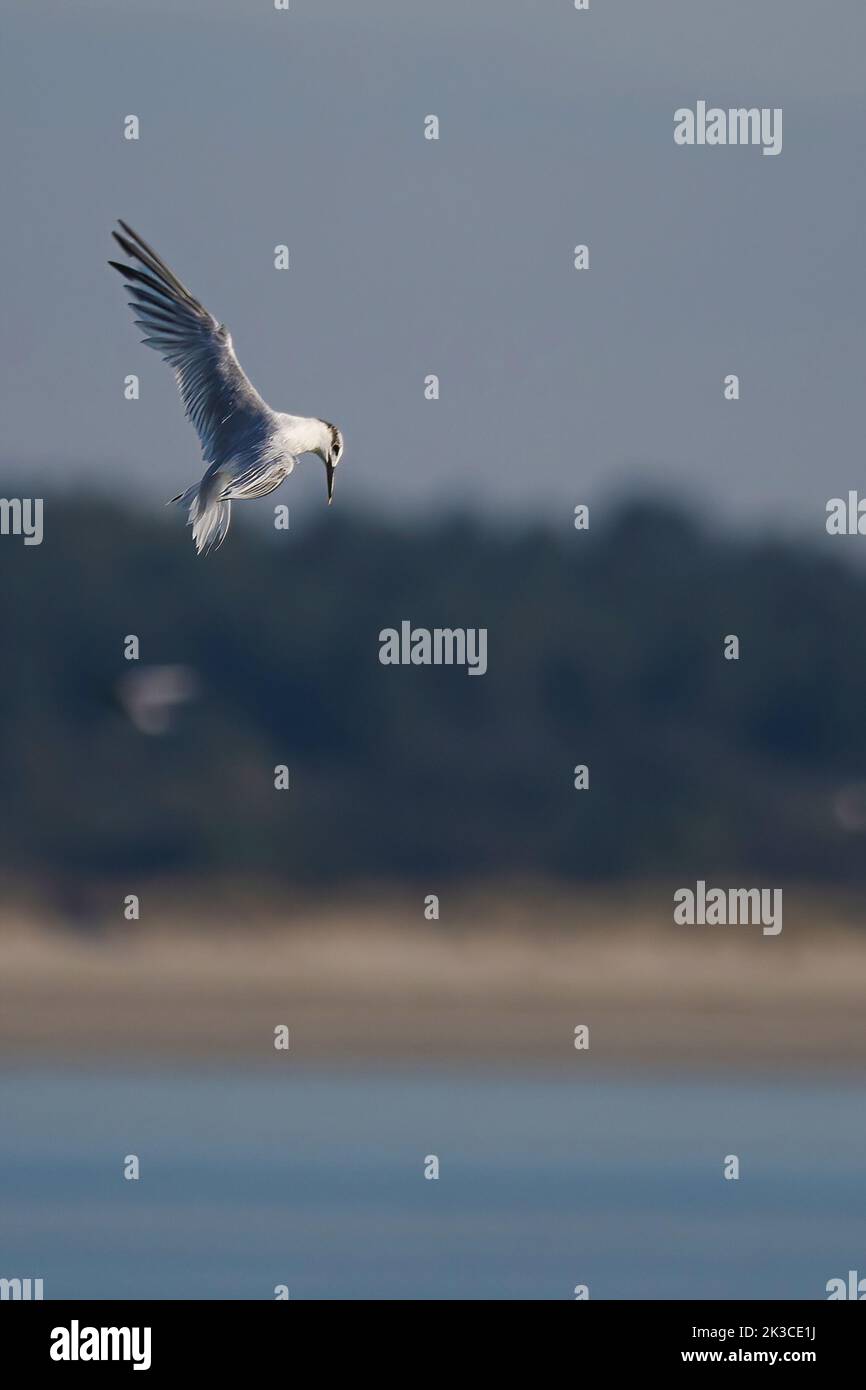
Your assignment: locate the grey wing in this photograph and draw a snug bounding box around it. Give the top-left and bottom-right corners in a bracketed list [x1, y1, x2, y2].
[225, 461, 292, 501]
[109, 220, 272, 463]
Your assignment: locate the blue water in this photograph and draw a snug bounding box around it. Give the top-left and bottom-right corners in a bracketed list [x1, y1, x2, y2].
[0, 1070, 863, 1299]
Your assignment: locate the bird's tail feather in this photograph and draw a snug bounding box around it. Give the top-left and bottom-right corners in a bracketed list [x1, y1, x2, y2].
[168, 482, 231, 554]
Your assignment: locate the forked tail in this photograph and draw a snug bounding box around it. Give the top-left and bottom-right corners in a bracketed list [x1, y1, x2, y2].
[169, 481, 231, 555]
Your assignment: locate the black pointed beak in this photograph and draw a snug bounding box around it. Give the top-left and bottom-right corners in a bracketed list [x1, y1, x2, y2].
[325, 458, 336, 504]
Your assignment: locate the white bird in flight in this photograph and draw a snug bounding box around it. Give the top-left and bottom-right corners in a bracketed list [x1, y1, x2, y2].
[109, 220, 344, 553]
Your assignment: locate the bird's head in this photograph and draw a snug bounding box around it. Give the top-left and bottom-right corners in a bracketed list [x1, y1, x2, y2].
[318, 421, 344, 504]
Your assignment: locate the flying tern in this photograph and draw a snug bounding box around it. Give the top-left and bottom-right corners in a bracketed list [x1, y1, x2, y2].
[109, 220, 344, 553]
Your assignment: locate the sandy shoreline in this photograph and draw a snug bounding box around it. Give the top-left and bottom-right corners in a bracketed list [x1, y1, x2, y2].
[2, 887, 865, 1072]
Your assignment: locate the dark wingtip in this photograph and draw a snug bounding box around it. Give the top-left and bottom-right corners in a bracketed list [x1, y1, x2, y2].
[112, 231, 139, 260]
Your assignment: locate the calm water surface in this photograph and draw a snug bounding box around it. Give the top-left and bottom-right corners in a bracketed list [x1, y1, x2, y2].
[0, 1071, 863, 1299]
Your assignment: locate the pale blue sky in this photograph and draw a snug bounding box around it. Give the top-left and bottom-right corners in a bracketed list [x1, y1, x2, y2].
[2, 0, 865, 534]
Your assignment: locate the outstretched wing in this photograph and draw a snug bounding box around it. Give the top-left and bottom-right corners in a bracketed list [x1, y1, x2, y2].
[109, 220, 272, 462]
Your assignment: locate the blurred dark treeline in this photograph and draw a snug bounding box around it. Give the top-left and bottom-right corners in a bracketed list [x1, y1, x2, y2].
[2, 490, 866, 888]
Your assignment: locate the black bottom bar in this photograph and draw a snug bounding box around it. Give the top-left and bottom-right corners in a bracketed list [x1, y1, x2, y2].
[3, 1299, 859, 1375]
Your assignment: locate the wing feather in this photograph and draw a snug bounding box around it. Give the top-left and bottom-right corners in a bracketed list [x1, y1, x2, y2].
[224, 461, 290, 501]
[109, 222, 273, 463]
